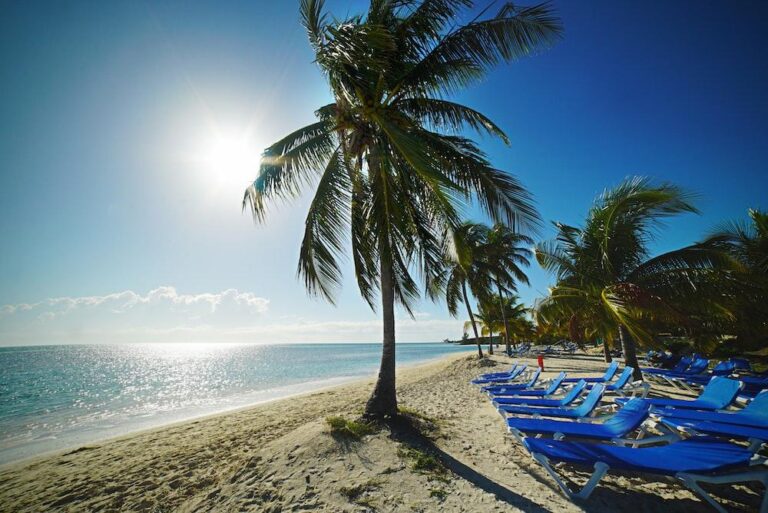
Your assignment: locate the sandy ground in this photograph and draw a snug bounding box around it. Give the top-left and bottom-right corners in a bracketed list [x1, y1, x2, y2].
[0, 351, 761, 512]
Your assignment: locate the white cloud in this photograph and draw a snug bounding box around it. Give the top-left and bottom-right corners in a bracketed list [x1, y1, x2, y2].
[0, 287, 463, 345]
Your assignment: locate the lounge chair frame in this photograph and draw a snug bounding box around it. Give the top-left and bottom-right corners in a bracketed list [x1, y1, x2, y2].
[528, 451, 768, 513]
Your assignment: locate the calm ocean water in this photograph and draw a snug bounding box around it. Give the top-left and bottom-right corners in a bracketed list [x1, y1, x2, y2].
[0, 342, 474, 464]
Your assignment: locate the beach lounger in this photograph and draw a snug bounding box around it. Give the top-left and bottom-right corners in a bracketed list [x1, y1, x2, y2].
[522, 437, 768, 513]
[651, 391, 768, 429]
[476, 363, 521, 380]
[506, 399, 666, 447]
[740, 376, 768, 399]
[488, 372, 567, 398]
[497, 382, 606, 419]
[493, 379, 586, 407]
[615, 377, 741, 411]
[642, 355, 693, 377]
[561, 361, 619, 384]
[671, 361, 737, 391]
[658, 417, 768, 452]
[587, 367, 650, 398]
[483, 367, 542, 395]
[472, 364, 527, 385]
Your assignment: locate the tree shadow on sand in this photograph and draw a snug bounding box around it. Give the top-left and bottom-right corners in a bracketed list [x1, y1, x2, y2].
[388, 417, 556, 513]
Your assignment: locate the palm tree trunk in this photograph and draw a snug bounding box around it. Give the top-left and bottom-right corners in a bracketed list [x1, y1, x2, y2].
[462, 281, 483, 358]
[602, 339, 612, 363]
[488, 324, 494, 355]
[364, 258, 398, 418]
[497, 281, 512, 355]
[617, 325, 642, 381]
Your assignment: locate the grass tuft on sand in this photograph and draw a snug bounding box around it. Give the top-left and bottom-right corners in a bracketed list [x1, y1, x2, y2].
[325, 416, 376, 439]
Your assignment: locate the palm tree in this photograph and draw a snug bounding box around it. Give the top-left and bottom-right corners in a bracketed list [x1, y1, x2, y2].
[535, 177, 727, 380]
[471, 300, 504, 353]
[494, 294, 534, 346]
[442, 222, 491, 358]
[702, 209, 768, 349]
[243, 1, 561, 418]
[483, 223, 533, 354]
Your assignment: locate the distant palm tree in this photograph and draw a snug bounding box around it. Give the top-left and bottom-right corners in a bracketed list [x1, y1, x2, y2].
[243, 1, 560, 418]
[483, 223, 533, 354]
[535, 178, 726, 380]
[469, 300, 504, 353]
[442, 222, 491, 358]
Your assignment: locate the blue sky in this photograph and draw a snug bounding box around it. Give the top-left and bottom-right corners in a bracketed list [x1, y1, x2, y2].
[1, 1, 766, 345]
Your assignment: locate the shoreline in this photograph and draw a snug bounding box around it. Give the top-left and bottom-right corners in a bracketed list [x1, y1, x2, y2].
[0, 350, 474, 471]
[0, 344, 476, 468]
[2, 352, 758, 512]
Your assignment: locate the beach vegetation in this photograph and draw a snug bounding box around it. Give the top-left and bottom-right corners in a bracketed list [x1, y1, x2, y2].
[243, 0, 562, 419]
[429, 487, 448, 501]
[339, 479, 382, 500]
[326, 416, 376, 439]
[398, 446, 445, 475]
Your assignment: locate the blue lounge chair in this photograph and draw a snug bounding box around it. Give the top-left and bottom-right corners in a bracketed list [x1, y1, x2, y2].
[483, 368, 541, 395]
[741, 376, 768, 399]
[506, 399, 663, 446]
[561, 361, 618, 384]
[587, 366, 650, 398]
[730, 357, 752, 373]
[659, 418, 768, 453]
[475, 363, 521, 380]
[642, 355, 693, 376]
[472, 364, 527, 385]
[678, 361, 737, 385]
[488, 372, 566, 398]
[651, 391, 768, 429]
[497, 382, 606, 419]
[616, 377, 741, 411]
[522, 437, 768, 513]
[493, 380, 587, 407]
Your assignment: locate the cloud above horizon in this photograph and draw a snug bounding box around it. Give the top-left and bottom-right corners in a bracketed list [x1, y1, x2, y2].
[0, 286, 462, 345]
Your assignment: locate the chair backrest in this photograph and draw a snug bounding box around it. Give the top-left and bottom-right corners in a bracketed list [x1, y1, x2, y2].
[525, 367, 542, 387]
[711, 360, 736, 376]
[572, 382, 605, 417]
[602, 361, 620, 381]
[560, 380, 587, 405]
[684, 358, 710, 375]
[604, 398, 651, 433]
[609, 367, 634, 390]
[743, 391, 768, 421]
[545, 372, 566, 395]
[672, 356, 693, 372]
[730, 357, 752, 371]
[699, 377, 742, 408]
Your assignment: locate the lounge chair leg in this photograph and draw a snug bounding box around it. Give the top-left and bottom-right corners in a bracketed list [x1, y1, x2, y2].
[678, 469, 768, 513]
[531, 453, 609, 500]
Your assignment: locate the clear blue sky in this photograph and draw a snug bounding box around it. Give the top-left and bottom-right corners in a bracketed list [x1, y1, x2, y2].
[1, 1, 766, 345]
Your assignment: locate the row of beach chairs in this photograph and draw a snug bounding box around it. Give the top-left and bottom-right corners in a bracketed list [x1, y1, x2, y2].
[641, 353, 768, 401]
[471, 360, 768, 512]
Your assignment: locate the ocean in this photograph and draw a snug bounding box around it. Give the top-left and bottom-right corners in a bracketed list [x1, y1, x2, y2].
[0, 342, 475, 465]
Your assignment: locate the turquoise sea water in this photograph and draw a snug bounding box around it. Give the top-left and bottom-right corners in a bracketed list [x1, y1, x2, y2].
[0, 342, 474, 465]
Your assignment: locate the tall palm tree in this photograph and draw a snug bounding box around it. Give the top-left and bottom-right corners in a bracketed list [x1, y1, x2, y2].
[243, 1, 561, 418]
[483, 223, 533, 354]
[535, 177, 727, 380]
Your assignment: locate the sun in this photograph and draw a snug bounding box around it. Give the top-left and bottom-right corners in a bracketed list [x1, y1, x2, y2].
[198, 129, 263, 194]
